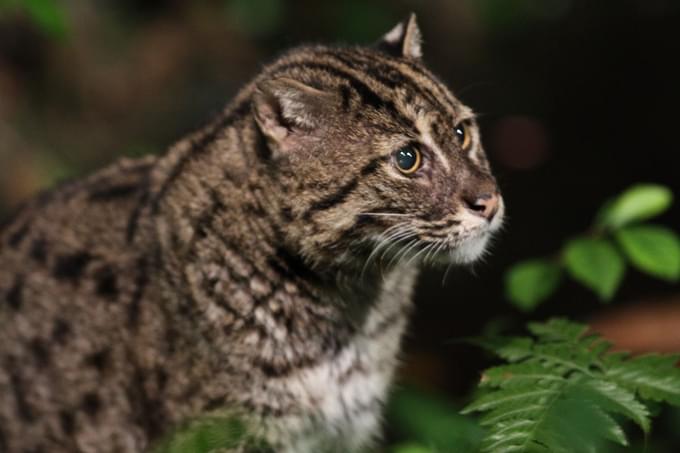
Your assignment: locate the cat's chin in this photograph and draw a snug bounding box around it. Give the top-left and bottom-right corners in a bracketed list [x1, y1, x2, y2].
[448, 233, 491, 264]
[423, 232, 492, 266]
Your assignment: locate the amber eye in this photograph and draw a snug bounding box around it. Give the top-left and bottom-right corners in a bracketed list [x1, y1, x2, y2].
[455, 122, 471, 150]
[394, 146, 422, 174]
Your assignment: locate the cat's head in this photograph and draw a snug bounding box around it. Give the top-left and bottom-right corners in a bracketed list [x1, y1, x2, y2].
[251, 14, 504, 270]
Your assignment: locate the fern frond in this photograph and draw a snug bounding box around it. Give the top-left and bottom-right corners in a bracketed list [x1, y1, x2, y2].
[527, 318, 589, 342]
[480, 363, 565, 388]
[464, 318, 680, 453]
[605, 353, 680, 405]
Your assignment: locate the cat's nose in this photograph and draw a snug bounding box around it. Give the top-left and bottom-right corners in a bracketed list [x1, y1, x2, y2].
[463, 192, 500, 221]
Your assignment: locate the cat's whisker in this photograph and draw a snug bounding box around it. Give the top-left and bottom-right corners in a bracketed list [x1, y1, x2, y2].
[434, 239, 449, 261]
[390, 237, 422, 269]
[361, 224, 414, 278]
[423, 240, 441, 266]
[384, 237, 412, 272]
[379, 234, 414, 267]
[380, 229, 415, 251]
[380, 234, 414, 263]
[422, 240, 436, 264]
[376, 226, 414, 256]
[357, 212, 413, 217]
[409, 240, 438, 268]
[374, 224, 407, 244]
[359, 212, 412, 216]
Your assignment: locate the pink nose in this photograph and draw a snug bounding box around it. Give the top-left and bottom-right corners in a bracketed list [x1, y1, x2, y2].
[464, 192, 500, 221]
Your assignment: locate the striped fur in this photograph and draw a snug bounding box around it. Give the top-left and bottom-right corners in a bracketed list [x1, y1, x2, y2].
[0, 15, 502, 452]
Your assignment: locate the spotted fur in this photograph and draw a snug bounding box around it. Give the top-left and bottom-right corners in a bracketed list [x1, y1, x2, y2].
[0, 14, 503, 452]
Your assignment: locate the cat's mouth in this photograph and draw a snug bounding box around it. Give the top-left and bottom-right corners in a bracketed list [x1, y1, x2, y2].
[417, 200, 504, 264]
[365, 222, 499, 270]
[361, 202, 504, 269]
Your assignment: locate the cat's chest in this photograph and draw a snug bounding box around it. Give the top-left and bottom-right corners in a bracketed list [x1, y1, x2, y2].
[262, 266, 419, 452]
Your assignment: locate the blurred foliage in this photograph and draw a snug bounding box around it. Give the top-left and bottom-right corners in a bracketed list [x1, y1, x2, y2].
[0, 0, 68, 38]
[597, 185, 673, 230]
[506, 259, 562, 310]
[391, 444, 438, 453]
[616, 226, 680, 282]
[153, 412, 271, 453]
[563, 237, 625, 301]
[506, 185, 680, 311]
[387, 387, 483, 452]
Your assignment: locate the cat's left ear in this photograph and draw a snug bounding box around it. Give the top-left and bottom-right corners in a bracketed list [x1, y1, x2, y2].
[376, 13, 423, 59]
[252, 77, 336, 152]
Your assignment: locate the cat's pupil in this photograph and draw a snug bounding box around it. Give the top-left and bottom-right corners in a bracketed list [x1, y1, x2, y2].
[395, 147, 419, 172]
[455, 125, 465, 142]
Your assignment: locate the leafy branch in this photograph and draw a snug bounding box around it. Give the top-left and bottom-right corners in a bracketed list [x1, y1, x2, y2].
[506, 184, 680, 311]
[463, 318, 680, 453]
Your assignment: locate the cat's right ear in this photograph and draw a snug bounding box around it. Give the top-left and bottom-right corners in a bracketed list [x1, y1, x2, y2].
[252, 77, 335, 153]
[376, 13, 423, 59]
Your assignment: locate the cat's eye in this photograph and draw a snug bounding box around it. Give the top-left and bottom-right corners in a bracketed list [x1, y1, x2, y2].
[394, 146, 422, 174]
[455, 122, 471, 150]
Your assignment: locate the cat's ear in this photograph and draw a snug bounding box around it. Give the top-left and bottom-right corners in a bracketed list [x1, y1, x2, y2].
[252, 77, 334, 150]
[376, 13, 423, 59]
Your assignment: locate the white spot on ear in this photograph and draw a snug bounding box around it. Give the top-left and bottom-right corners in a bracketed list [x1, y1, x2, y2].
[383, 23, 405, 44]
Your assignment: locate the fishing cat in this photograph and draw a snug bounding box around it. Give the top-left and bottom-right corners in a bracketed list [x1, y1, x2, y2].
[0, 14, 503, 453]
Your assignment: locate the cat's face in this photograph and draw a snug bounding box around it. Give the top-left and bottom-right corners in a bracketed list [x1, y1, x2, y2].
[253, 14, 504, 269]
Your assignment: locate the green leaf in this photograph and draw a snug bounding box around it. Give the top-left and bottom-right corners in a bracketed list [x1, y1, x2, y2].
[542, 392, 628, 449]
[577, 380, 651, 433]
[563, 238, 625, 301]
[615, 225, 680, 281]
[494, 337, 535, 362]
[598, 184, 673, 229]
[505, 260, 562, 311]
[528, 343, 598, 376]
[479, 363, 565, 388]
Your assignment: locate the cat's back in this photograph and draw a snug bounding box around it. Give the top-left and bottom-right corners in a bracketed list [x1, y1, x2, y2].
[0, 155, 160, 452]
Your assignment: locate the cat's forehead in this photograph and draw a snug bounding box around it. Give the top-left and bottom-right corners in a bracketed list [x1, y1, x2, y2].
[341, 47, 471, 120]
[271, 45, 470, 120]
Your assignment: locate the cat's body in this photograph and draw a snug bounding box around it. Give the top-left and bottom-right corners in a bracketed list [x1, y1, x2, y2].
[0, 15, 503, 452]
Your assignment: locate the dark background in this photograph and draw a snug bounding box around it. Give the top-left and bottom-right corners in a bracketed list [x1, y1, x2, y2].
[1, 0, 679, 450]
